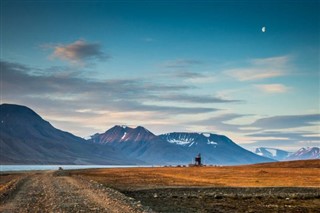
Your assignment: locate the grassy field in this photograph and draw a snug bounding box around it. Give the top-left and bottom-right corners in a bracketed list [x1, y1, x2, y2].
[71, 159, 320, 190]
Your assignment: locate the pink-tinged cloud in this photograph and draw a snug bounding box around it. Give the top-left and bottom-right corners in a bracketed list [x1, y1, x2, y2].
[225, 56, 290, 81]
[255, 84, 290, 93]
[50, 40, 108, 64]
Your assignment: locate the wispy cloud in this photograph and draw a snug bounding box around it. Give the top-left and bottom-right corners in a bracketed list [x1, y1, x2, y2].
[187, 112, 320, 150]
[160, 70, 216, 84]
[157, 94, 242, 104]
[251, 114, 320, 130]
[1, 60, 220, 116]
[255, 84, 291, 93]
[171, 71, 206, 79]
[247, 131, 320, 141]
[163, 59, 203, 68]
[191, 113, 251, 133]
[49, 39, 109, 65]
[2, 60, 226, 135]
[225, 55, 290, 81]
[246, 114, 320, 150]
[182, 112, 320, 134]
[246, 131, 320, 151]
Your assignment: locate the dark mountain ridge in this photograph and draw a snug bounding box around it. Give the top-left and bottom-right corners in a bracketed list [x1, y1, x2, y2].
[0, 104, 140, 165]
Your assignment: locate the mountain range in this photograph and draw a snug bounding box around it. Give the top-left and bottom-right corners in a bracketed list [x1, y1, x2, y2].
[89, 125, 273, 165]
[255, 147, 319, 161]
[1, 103, 318, 165]
[286, 147, 320, 160]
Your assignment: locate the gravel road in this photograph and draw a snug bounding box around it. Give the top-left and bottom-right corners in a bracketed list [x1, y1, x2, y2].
[0, 171, 150, 213]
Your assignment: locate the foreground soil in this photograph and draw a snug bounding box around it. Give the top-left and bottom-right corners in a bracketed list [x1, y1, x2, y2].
[0, 171, 148, 213]
[124, 187, 320, 213]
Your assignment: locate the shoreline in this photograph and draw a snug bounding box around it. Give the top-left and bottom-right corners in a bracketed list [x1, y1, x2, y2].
[0, 164, 157, 173]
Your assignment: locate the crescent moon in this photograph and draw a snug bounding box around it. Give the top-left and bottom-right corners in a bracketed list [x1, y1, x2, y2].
[262, 26, 266, 33]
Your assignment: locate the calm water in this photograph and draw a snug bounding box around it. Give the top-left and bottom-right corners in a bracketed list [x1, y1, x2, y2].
[0, 165, 152, 172]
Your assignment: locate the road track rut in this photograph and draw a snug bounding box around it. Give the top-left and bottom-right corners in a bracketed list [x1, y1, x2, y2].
[0, 172, 148, 213]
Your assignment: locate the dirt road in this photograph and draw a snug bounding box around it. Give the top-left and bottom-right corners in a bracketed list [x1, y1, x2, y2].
[0, 171, 149, 213]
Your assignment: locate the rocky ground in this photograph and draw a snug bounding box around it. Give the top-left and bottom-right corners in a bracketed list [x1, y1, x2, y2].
[0, 171, 151, 213]
[123, 187, 320, 213]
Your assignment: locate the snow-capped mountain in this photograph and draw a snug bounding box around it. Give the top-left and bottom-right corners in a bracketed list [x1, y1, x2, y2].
[255, 147, 320, 161]
[90, 125, 157, 144]
[89, 126, 190, 164]
[160, 132, 218, 147]
[90, 127, 274, 165]
[255, 147, 292, 161]
[286, 147, 320, 160]
[159, 132, 274, 165]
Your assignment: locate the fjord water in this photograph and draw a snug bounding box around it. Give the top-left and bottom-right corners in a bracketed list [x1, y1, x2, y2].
[0, 165, 150, 172]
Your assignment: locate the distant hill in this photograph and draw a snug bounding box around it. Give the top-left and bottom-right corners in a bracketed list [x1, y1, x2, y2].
[90, 126, 274, 165]
[286, 147, 320, 160]
[255, 147, 319, 161]
[255, 147, 292, 161]
[0, 104, 140, 165]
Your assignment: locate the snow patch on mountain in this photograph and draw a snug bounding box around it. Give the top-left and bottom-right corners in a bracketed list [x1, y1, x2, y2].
[188, 142, 195, 147]
[202, 133, 211, 137]
[207, 139, 217, 145]
[167, 138, 194, 145]
[267, 148, 277, 157]
[121, 132, 127, 140]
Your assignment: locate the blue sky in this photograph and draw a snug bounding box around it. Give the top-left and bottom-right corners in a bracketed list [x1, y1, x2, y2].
[1, 0, 319, 151]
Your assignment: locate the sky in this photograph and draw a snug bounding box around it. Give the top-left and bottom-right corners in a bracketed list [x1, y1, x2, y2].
[1, 0, 319, 152]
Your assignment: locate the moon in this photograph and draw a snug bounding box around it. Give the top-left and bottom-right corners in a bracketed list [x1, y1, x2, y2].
[262, 26, 266, 33]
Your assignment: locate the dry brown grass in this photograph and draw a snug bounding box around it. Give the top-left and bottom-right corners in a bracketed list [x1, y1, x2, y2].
[71, 160, 320, 190]
[246, 159, 320, 168]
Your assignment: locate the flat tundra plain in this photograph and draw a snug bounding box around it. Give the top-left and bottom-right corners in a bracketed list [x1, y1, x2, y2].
[1, 160, 319, 213]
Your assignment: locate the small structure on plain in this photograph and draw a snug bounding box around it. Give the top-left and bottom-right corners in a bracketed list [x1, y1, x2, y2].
[195, 153, 202, 166]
